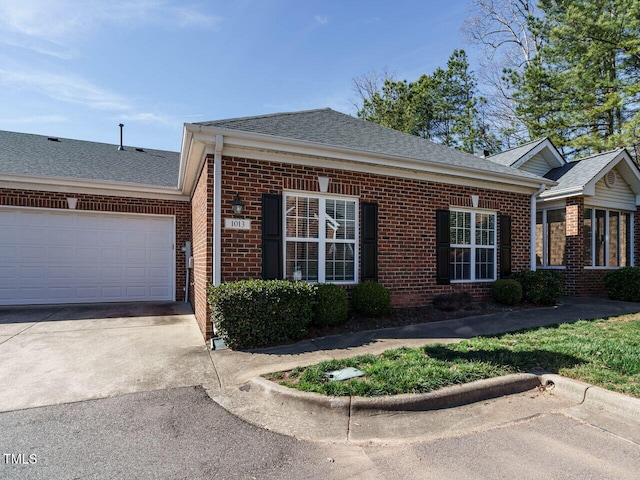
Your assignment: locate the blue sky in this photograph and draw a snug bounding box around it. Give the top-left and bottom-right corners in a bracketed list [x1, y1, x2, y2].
[0, 1, 474, 152]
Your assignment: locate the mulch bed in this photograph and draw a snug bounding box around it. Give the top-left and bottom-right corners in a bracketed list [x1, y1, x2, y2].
[305, 300, 534, 340]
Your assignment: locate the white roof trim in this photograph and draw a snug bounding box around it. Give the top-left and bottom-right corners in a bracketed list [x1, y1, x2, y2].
[512, 138, 566, 170]
[1, 173, 189, 201]
[181, 123, 553, 195]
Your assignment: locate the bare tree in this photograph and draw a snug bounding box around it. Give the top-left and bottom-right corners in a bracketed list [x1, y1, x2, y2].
[349, 67, 396, 113]
[463, 0, 544, 146]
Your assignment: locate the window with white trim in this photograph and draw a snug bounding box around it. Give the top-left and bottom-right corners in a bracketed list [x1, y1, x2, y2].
[450, 209, 497, 281]
[536, 208, 566, 267]
[284, 193, 357, 283]
[584, 208, 632, 267]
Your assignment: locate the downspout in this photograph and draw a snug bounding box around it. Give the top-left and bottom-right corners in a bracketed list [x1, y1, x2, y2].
[530, 184, 547, 270]
[213, 134, 223, 286]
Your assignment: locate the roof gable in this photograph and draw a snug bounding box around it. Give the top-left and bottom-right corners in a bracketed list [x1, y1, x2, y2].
[488, 137, 565, 173]
[540, 148, 640, 202]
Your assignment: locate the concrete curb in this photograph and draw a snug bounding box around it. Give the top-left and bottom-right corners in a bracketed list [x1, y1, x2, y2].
[249, 376, 350, 413]
[350, 373, 541, 412]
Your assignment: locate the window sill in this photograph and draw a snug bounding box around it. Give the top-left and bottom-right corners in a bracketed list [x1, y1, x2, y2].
[450, 279, 496, 284]
[536, 266, 566, 270]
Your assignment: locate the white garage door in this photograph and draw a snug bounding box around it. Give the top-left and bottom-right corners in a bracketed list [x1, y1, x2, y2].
[0, 208, 175, 305]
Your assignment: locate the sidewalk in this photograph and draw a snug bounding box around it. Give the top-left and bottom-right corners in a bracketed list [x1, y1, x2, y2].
[206, 297, 640, 443]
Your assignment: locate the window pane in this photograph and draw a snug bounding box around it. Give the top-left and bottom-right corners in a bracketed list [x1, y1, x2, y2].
[609, 212, 620, 267]
[450, 211, 471, 245]
[475, 213, 495, 246]
[450, 248, 471, 280]
[325, 242, 355, 282]
[547, 209, 566, 266]
[325, 199, 356, 240]
[286, 242, 318, 281]
[285, 196, 318, 239]
[622, 213, 631, 266]
[584, 208, 592, 266]
[475, 248, 495, 280]
[536, 212, 544, 266]
[595, 210, 606, 266]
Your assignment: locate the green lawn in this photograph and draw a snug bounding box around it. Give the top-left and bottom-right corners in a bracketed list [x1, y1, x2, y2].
[265, 314, 640, 398]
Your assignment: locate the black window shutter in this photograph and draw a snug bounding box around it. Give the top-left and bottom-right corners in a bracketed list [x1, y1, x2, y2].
[436, 210, 451, 285]
[361, 202, 378, 281]
[500, 215, 512, 278]
[262, 194, 283, 279]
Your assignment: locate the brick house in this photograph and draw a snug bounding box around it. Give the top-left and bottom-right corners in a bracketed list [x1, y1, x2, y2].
[5, 109, 595, 341]
[488, 138, 640, 296]
[180, 109, 550, 339]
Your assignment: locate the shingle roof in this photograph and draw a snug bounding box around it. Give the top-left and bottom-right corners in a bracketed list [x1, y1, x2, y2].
[487, 138, 548, 167]
[540, 149, 624, 198]
[197, 108, 545, 182]
[0, 130, 180, 187]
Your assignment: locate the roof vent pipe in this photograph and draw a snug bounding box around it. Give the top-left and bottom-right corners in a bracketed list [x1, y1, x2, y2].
[118, 123, 125, 151]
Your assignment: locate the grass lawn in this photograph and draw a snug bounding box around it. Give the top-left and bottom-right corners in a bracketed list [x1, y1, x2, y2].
[265, 314, 640, 398]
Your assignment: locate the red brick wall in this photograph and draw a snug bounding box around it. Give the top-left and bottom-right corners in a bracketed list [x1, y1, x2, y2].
[190, 158, 214, 339]
[217, 155, 531, 307]
[0, 188, 191, 302]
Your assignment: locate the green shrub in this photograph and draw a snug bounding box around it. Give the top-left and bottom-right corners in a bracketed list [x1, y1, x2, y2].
[492, 279, 523, 306]
[513, 270, 563, 305]
[604, 267, 640, 301]
[207, 280, 316, 349]
[352, 281, 391, 317]
[313, 283, 348, 327]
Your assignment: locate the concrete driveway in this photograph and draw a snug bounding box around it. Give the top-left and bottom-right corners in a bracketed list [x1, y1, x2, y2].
[0, 302, 218, 412]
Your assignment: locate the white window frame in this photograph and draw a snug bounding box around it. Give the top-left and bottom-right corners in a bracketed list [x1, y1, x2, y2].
[450, 208, 497, 283]
[536, 208, 567, 269]
[584, 208, 634, 269]
[283, 192, 359, 284]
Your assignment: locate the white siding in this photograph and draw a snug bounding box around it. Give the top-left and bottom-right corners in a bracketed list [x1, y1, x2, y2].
[591, 167, 636, 210]
[519, 154, 553, 176]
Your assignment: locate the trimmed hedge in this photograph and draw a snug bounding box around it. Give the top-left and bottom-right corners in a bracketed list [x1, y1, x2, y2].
[207, 280, 316, 349]
[604, 267, 640, 301]
[352, 280, 391, 317]
[313, 283, 348, 327]
[513, 270, 563, 306]
[492, 279, 523, 306]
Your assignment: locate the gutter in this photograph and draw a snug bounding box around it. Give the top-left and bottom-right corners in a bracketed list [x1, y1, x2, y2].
[213, 134, 223, 286]
[531, 183, 547, 270]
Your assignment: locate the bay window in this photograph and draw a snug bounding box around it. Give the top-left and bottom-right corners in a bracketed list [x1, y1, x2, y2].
[284, 193, 357, 283]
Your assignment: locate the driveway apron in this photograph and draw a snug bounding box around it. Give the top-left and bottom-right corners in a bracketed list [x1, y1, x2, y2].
[0, 302, 218, 412]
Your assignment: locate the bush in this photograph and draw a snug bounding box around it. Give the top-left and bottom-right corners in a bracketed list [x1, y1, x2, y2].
[513, 270, 563, 305]
[492, 279, 523, 306]
[207, 280, 316, 349]
[604, 267, 640, 301]
[433, 291, 474, 312]
[352, 281, 391, 317]
[313, 283, 348, 327]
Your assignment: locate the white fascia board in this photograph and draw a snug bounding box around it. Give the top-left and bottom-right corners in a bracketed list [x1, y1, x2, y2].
[189, 124, 552, 193]
[539, 187, 584, 201]
[581, 150, 638, 197]
[0, 174, 189, 201]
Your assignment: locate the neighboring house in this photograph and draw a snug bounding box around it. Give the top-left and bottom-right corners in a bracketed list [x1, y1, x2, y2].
[489, 138, 640, 296]
[0, 109, 551, 340]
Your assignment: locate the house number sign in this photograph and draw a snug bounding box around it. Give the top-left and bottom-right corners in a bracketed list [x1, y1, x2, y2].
[224, 218, 251, 230]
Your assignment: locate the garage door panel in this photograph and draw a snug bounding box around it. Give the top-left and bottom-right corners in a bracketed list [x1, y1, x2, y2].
[0, 208, 175, 305]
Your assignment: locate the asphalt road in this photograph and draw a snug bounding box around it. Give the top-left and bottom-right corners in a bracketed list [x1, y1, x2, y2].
[2, 386, 640, 480]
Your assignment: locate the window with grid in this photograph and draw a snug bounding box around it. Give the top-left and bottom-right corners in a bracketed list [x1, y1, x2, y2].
[449, 210, 496, 281]
[284, 194, 357, 283]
